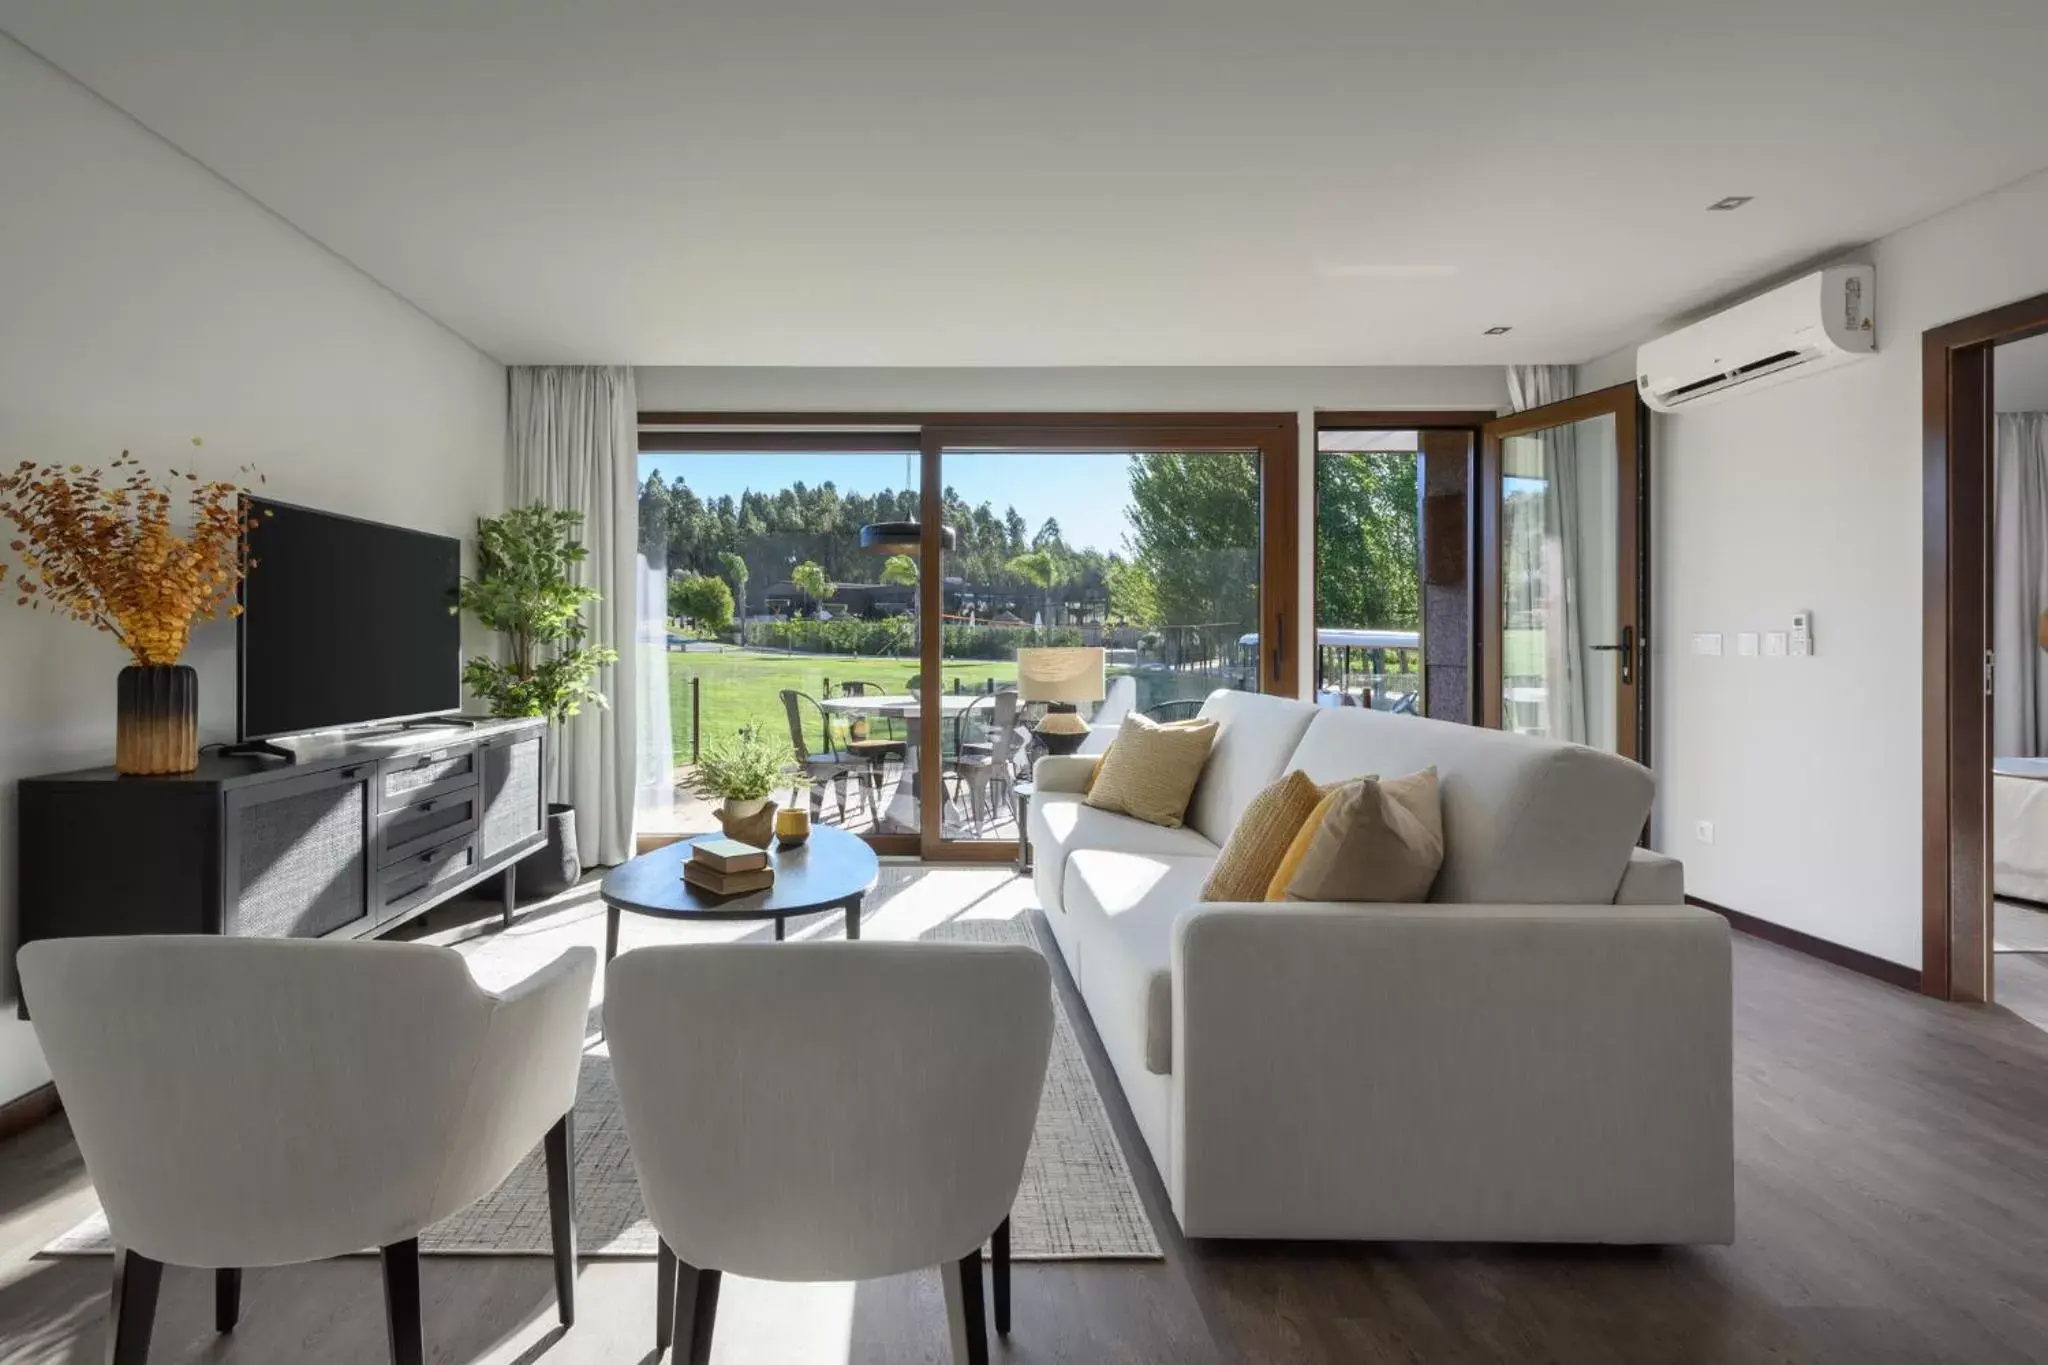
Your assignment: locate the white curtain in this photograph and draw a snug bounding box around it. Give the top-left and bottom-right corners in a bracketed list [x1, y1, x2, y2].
[510, 365, 638, 867]
[1506, 365, 1588, 744]
[1994, 412, 2048, 757]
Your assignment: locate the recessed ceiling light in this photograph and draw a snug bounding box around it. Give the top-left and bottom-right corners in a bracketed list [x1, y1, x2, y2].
[1484, 326, 1513, 336]
[1707, 195, 1754, 211]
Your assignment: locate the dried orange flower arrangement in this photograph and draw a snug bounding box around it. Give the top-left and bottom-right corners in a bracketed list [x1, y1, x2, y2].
[0, 441, 262, 773]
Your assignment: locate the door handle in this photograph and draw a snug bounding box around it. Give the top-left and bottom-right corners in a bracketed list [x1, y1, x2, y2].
[1589, 626, 1635, 685]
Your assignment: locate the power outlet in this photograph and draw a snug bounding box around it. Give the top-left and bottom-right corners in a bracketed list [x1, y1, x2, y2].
[1695, 820, 1716, 845]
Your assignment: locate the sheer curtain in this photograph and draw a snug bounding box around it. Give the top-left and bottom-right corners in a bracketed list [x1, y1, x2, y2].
[509, 365, 639, 867]
[1506, 365, 1588, 743]
[1994, 412, 2048, 757]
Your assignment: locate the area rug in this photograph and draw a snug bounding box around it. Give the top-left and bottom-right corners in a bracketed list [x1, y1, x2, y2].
[43, 908, 1161, 1262]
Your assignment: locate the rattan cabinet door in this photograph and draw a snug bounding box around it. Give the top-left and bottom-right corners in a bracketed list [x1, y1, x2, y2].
[222, 762, 374, 939]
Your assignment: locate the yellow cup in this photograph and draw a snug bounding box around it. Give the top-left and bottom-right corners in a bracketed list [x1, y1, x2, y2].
[775, 806, 811, 847]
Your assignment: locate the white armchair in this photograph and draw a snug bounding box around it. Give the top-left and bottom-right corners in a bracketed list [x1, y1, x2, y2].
[17, 935, 595, 1365]
[605, 942, 1053, 1365]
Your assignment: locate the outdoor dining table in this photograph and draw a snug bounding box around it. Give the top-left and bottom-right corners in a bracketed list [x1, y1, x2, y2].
[816, 692, 992, 832]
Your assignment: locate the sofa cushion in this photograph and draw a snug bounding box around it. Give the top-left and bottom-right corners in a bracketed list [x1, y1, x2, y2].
[1084, 714, 1219, 828]
[1282, 709, 1653, 904]
[1183, 691, 1319, 845]
[1029, 791, 1220, 935]
[1065, 850, 1212, 1078]
[1280, 768, 1445, 902]
[1201, 769, 1325, 902]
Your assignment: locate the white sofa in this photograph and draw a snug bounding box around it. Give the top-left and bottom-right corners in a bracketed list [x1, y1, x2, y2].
[1028, 690, 1733, 1244]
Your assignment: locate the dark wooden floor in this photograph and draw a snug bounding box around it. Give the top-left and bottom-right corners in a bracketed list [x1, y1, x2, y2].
[5, 909, 2048, 1364]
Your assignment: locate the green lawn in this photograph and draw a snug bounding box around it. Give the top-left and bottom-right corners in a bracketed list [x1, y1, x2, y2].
[666, 647, 1018, 761]
[1502, 628, 1546, 680]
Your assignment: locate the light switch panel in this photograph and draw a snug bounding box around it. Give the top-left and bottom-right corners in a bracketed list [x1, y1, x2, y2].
[1764, 631, 1788, 657]
[1737, 632, 1760, 656]
[1692, 633, 1723, 656]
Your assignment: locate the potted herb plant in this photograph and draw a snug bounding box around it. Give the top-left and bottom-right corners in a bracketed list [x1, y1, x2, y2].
[460, 504, 618, 896]
[684, 724, 808, 847]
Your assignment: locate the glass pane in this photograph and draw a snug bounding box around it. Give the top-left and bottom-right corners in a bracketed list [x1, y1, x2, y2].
[1499, 413, 1619, 750]
[633, 448, 921, 838]
[1315, 431, 1423, 713]
[932, 449, 1261, 844]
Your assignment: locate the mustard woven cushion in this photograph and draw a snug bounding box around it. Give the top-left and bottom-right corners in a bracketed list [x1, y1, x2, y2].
[1082, 713, 1219, 828]
[1277, 767, 1444, 903]
[1200, 769, 1325, 901]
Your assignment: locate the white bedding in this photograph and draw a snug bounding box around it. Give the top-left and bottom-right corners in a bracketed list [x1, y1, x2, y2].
[1993, 760, 2048, 904]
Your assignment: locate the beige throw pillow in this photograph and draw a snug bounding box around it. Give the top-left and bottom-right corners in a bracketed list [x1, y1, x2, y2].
[1200, 770, 1325, 902]
[1279, 767, 1444, 903]
[1083, 712, 1219, 829]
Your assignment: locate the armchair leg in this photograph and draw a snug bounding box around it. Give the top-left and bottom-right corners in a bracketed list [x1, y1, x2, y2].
[656, 1240, 677, 1354]
[380, 1238, 424, 1365]
[942, 1246, 990, 1365]
[545, 1110, 577, 1327]
[216, 1266, 242, 1332]
[108, 1248, 163, 1365]
[991, 1216, 1010, 1336]
[674, 1258, 722, 1365]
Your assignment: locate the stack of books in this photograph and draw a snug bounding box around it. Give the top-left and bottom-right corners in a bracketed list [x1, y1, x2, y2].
[683, 837, 774, 896]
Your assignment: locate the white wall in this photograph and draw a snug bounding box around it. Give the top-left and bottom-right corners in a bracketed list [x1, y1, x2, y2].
[638, 364, 1509, 693]
[1612, 167, 2048, 969]
[0, 37, 506, 1104]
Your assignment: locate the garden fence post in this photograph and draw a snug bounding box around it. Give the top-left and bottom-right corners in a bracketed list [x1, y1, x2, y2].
[691, 676, 701, 763]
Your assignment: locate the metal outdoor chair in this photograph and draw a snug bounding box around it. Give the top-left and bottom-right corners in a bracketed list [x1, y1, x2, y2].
[947, 691, 1021, 834]
[778, 690, 875, 827]
[1143, 698, 1206, 723]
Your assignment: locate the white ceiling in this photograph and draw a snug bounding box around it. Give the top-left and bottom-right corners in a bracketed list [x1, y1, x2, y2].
[7, 0, 2048, 368]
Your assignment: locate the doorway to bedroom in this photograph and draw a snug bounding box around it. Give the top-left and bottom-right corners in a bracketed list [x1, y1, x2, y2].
[1989, 331, 2048, 1024]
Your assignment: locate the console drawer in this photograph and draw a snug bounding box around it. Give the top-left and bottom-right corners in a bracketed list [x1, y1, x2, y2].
[377, 831, 477, 920]
[379, 791, 480, 869]
[379, 742, 477, 807]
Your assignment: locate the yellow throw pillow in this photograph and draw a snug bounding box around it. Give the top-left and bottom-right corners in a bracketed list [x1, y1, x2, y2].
[1264, 782, 1353, 900]
[1083, 743, 1111, 794]
[1278, 767, 1444, 903]
[1200, 770, 1325, 902]
[1082, 713, 1219, 828]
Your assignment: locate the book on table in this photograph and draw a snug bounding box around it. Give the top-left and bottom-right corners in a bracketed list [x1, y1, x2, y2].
[682, 862, 775, 897]
[691, 837, 769, 874]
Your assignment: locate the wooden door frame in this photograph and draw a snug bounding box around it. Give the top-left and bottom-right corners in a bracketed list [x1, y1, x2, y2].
[1922, 291, 2048, 1001]
[1477, 384, 1649, 759]
[915, 414, 1300, 860]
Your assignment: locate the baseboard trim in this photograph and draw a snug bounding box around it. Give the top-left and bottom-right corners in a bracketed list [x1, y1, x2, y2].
[0, 1082, 61, 1143]
[1688, 896, 1922, 992]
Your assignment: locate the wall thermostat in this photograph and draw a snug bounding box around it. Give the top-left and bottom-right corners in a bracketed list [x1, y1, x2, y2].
[1791, 611, 1813, 657]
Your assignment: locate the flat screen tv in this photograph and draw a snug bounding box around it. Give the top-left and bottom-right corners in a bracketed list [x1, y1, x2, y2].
[237, 498, 463, 740]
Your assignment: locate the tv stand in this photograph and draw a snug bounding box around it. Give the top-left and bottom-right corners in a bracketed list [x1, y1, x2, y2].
[217, 739, 298, 762]
[400, 716, 481, 731]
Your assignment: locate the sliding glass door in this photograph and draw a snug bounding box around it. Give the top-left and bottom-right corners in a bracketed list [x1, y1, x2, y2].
[918, 417, 1298, 860]
[633, 414, 1298, 861]
[1479, 385, 1647, 759]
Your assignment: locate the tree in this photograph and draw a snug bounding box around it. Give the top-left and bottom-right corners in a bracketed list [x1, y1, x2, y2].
[669, 572, 735, 635]
[716, 550, 749, 642]
[880, 553, 920, 588]
[1005, 549, 1063, 626]
[1105, 555, 1160, 627]
[791, 559, 831, 615]
[1315, 451, 1421, 631]
[1124, 453, 1259, 645]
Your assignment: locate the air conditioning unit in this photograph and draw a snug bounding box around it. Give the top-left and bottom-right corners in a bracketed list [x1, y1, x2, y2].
[1636, 266, 1875, 413]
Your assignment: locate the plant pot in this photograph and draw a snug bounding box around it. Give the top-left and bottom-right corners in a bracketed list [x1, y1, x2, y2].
[516, 803, 582, 899]
[717, 796, 778, 848]
[116, 664, 198, 775]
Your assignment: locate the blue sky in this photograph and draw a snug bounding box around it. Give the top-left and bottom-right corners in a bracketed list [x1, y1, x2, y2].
[640, 450, 1138, 556]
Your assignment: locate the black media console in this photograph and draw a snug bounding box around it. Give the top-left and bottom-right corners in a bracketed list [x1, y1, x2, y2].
[16, 717, 547, 970]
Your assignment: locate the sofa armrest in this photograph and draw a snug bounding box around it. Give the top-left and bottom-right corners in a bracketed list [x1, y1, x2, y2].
[1032, 754, 1099, 793]
[1168, 902, 1733, 1242]
[1616, 847, 1685, 904]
